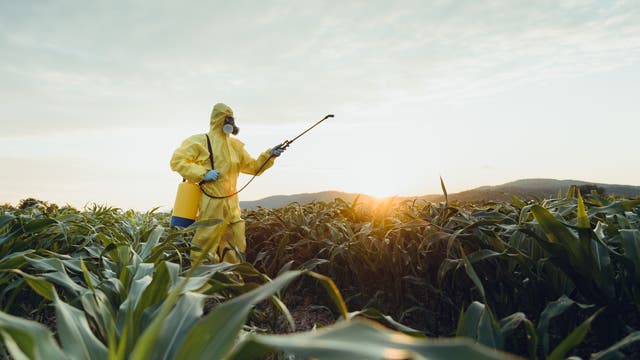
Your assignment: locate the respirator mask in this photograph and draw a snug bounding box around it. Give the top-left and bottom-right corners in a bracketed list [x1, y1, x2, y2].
[222, 116, 240, 135]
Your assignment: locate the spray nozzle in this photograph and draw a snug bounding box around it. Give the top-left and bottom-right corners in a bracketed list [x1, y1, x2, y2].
[278, 140, 291, 150]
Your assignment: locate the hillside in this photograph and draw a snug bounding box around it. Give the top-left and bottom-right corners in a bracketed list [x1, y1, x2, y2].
[240, 191, 378, 209]
[240, 178, 640, 208]
[447, 178, 640, 203]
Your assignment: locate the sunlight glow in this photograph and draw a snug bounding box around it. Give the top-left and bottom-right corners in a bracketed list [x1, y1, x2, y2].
[381, 348, 413, 359]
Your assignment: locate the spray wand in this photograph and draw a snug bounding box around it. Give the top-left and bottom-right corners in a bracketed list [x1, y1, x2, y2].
[276, 114, 334, 150]
[201, 114, 335, 199]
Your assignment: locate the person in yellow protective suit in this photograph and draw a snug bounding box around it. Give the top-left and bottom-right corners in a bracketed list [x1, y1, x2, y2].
[170, 103, 284, 263]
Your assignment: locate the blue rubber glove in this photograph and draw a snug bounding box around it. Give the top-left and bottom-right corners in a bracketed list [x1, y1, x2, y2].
[270, 145, 285, 157]
[203, 170, 220, 182]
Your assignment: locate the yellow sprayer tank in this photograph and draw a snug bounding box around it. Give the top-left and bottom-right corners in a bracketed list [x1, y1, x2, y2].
[170, 181, 201, 227]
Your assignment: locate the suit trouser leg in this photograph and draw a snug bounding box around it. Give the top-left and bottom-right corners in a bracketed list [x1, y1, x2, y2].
[218, 220, 246, 263]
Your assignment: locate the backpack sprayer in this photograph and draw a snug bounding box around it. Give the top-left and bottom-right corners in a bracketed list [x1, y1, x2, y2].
[170, 114, 335, 227]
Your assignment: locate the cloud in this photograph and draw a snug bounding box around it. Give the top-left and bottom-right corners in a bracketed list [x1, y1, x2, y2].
[1, 1, 639, 136]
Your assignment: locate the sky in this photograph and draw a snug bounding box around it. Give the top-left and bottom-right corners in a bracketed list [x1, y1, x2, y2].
[1, 0, 639, 211]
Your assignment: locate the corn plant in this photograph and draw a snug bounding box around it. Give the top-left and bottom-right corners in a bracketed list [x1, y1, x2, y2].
[1, 246, 509, 359]
[244, 189, 640, 357]
[3, 191, 640, 358]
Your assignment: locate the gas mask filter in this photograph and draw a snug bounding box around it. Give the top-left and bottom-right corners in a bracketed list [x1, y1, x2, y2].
[222, 116, 240, 135]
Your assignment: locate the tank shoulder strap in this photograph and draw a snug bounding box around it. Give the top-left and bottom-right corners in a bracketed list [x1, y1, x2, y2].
[205, 134, 214, 170]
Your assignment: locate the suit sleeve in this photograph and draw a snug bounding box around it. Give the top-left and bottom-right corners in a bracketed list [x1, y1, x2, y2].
[170, 135, 209, 183]
[238, 145, 276, 176]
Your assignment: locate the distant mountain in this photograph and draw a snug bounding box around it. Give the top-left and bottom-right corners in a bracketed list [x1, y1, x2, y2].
[240, 191, 378, 209]
[448, 178, 640, 203]
[239, 178, 640, 209]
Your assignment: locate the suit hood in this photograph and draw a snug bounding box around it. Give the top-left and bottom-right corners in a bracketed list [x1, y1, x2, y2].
[210, 103, 234, 132]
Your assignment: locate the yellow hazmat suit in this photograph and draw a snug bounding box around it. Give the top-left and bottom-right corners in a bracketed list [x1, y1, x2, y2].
[170, 103, 276, 263]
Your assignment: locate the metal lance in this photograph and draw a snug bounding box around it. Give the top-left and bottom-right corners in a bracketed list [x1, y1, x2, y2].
[201, 114, 335, 199]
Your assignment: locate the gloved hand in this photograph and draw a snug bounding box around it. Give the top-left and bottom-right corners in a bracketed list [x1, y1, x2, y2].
[203, 170, 220, 182]
[270, 144, 285, 157]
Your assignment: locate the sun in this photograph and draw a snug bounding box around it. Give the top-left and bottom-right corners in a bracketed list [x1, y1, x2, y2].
[358, 181, 407, 199]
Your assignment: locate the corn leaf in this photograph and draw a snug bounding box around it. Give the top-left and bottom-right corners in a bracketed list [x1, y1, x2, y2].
[348, 308, 424, 336]
[231, 319, 512, 360]
[152, 292, 206, 360]
[134, 261, 172, 327]
[547, 308, 603, 360]
[460, 248, 487, 303]
[456, 301, 503, 350]
[499, 312, 537, 360]
[0, 250, 33, 269]
[591, 331, 640, 360]
[576, 192, 590, 229]
[440, 176, 448, 206]
[0, 311, 67, 360]
[175, 271, 304, 359]
[530, 205, 613, 301]
[54, 294, 109, 360]
[10, 269, 55, 301]
[536, 295, 593, 356]
[307, 271, 348, 319]
[620, 229, 640, 281]
[140, 226, 164, 261]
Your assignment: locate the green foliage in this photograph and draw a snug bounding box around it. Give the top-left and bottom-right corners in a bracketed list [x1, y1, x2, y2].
[0, 311, 67, 360]
[244, 191, 640, 358]
[1, 193, 640, 359]
[231, 319, 509, 360]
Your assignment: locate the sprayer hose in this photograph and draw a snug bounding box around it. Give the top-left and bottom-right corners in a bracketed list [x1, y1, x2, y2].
[199, 154, 275, 199]
[198, 114, 334, 200]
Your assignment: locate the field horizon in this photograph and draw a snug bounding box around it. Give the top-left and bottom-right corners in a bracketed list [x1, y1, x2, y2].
[239, 177, 640, 209]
